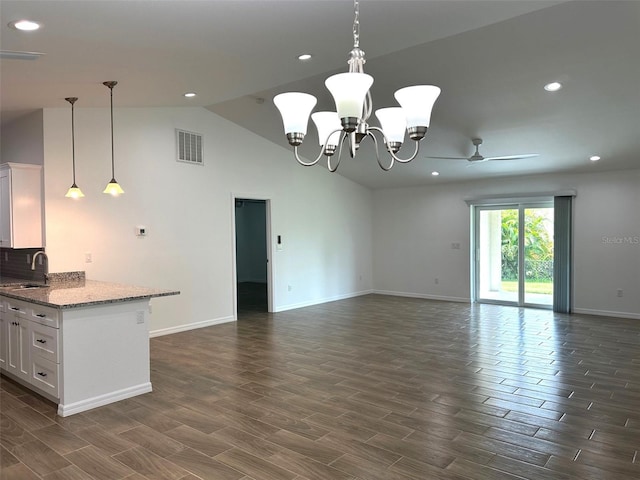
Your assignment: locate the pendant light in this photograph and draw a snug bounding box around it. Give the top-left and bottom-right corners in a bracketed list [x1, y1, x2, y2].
[64, 97, 84, 198]
[102, 81, 124, 196]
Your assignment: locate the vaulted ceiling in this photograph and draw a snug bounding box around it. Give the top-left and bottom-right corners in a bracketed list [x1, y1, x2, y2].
[2, 1, 638, 188]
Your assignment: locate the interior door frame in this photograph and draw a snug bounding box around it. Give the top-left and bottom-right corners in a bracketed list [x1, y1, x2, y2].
[472, 201, 553, 309]
[231, 193, 274, 319]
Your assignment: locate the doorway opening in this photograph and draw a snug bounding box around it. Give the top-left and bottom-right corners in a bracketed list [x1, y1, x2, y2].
[234, 198, 272, 316]
[474, 203, 554, 308]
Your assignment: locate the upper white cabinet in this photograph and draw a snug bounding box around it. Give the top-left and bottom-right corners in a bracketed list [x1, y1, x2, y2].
[0, 163, 43, 248]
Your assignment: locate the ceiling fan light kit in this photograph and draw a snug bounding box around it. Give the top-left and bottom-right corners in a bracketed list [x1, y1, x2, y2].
[274, 0, 440, 172]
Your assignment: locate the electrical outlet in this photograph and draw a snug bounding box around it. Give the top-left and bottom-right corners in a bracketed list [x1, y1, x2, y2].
[435, 278, 439, 285]
[85, 252, 92, 263]
[451, 242, 461, 250]
[136, 311, 145, 324]
[288, 285, 292, 292]
[617, 289, 623, 297]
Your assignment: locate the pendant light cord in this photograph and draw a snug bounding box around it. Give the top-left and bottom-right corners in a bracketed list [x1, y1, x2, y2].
[71, 101, 77, 183]
[109, 85, 115, 179]
[65, 97, 79, 186]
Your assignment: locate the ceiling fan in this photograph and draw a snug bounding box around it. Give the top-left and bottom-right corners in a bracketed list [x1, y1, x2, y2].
[427, 138, 539, 163]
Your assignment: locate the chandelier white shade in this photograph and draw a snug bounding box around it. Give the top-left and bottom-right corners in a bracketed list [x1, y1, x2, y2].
[273, 92, 317, 138]
[394, 85, 441, 128]
[311, 112, 342, 149]
[324, 72, 373, 123]
[374, 108, 407, 144]
[273, 0, 440, 172]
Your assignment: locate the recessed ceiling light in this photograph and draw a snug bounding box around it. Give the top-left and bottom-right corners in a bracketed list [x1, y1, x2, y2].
[589, 155, 601, 161]
[297, 53, 312, 61]
[9, 20, 41, 31]
[431, 171, 440, 176]
[183, 92, 196, 98]
[544, 82, 563, 92]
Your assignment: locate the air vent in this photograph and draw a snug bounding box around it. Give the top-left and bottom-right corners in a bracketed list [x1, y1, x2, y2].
[176, 129, 203, 165]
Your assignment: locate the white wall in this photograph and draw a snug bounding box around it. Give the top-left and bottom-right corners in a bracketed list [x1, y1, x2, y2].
[373, 169, 640, 319]
[41, 106, 373, 334]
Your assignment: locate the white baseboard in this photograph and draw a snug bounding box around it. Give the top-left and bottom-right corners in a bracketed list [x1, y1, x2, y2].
[274, 289, 373, 313]
[373, 289, 470, 303]
[572, 308, 640, 320]
[149, 316, 235, 338]
[58, 383, 152, 417]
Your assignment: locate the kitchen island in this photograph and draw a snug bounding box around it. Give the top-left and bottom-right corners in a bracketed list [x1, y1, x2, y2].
[0, 275, 179, 416]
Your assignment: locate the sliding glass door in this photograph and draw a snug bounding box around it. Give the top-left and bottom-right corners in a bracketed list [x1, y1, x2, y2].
[523, 206, 554, 305]
[475, 203, 554, 307]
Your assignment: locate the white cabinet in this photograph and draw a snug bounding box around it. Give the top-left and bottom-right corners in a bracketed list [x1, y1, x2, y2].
[0, 163, 43, 248]
[0, 301, 7, 369]
[28, 308, 60, 398]
[4, 300, 31, 382]
[0, 297, 60, 398]
[0, 295, 151, 416]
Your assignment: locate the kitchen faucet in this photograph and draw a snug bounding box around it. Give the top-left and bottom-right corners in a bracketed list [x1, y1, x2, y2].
[31, 251, 48, 275]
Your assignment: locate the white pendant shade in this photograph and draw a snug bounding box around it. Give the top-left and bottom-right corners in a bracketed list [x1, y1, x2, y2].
[311, 112, 342, 147]
[274, 92, 317, 135]
[65, 185, 85, 198]
[394, 85, 441, 128]
[103, 180, 124, 196]
[325, 72, 373, 119]
[375, 107, 407, 143]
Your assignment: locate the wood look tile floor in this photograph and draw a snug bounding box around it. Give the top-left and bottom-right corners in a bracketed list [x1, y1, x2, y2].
[2, 295, 640, 479]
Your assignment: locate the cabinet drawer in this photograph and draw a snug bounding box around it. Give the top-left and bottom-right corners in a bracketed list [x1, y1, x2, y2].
[28, 305, 59, 328]
[30, 323, 59, 363]
[5, 300, 27, 317]
[30, 357, 60, 398]
[30, 357, 59, 398]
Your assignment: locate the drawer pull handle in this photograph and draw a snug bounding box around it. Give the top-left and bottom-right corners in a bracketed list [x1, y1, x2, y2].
[35, 314, 47, 318]
[10, 307, 20, 311]
[36, 339, 47, 344]
[37, 372, 48, 378]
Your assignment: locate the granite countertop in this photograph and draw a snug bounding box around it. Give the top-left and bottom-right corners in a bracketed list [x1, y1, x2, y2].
[0, 278, 179, 310]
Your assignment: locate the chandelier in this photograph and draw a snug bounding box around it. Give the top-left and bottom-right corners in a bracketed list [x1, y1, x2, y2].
[274, 0, 441, 172]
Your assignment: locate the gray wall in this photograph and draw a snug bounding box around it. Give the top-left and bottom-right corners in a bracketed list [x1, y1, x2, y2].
[373, 169, 640, 319]
[1, 111, 44, 165]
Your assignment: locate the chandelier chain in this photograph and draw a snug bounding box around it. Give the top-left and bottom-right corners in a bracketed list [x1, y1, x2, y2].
[353, 0, 360, 48]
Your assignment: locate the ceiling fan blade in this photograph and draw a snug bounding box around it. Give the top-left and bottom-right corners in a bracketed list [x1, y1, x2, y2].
[425, 156, 468, 160]
[0, 50, 45, 60]
[484, 154, 539, 161]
